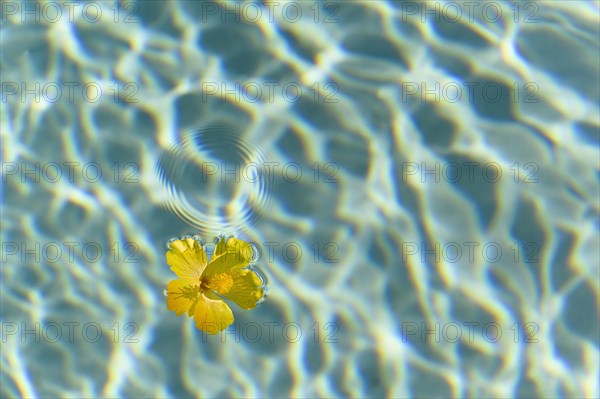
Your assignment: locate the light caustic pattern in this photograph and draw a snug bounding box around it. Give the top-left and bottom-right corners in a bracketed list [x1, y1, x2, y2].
[1, 1, 598, 399]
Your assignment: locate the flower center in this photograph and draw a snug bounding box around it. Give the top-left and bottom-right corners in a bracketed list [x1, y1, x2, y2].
[200, 273, 233, 295]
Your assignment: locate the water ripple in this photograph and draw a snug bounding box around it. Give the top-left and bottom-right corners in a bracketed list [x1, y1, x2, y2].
[156, 124, 271, 235]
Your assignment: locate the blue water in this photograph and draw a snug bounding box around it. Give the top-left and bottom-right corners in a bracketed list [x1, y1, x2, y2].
[1, 1, 599, 398]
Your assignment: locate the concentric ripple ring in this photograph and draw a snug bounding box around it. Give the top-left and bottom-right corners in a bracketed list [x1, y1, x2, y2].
[155, 124, 272, 235]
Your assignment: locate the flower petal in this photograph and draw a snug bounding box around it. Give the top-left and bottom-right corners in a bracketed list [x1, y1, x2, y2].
[166, 278, 200, 316]
[166, 238, 207, 279]
[203, 237, 252, 278]
[193, 291, 234, 334]
[221, 269, 264, 310]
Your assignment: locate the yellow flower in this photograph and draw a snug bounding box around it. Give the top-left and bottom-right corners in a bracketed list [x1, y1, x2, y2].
[165, 236, 264, 334]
